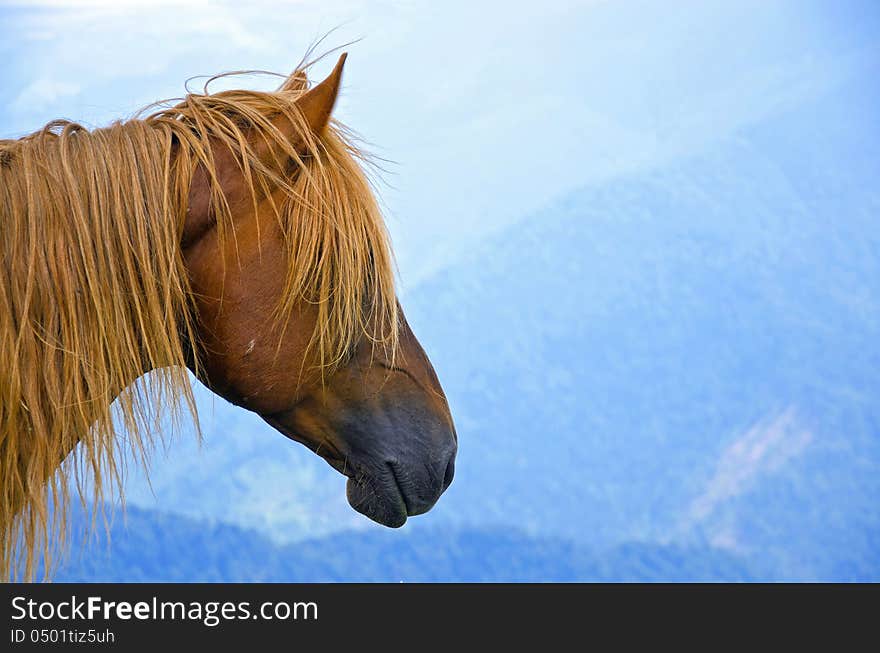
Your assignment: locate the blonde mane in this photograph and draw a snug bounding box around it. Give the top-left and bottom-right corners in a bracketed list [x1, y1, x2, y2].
[0, 66, 398, 580]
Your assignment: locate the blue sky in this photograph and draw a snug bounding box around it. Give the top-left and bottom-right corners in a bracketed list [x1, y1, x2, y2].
[3, 0, 876, 287]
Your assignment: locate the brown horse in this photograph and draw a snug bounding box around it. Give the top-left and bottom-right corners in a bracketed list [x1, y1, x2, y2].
[0, 53, 457, 580]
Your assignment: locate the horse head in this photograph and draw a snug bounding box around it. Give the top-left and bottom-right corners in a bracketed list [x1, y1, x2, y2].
[179, 55, 457, 527]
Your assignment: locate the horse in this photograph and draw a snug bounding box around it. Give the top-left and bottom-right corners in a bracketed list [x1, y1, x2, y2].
[0, 53, 457, 581]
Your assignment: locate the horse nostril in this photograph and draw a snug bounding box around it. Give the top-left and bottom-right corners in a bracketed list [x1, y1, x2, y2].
[442, 457, 455, 491]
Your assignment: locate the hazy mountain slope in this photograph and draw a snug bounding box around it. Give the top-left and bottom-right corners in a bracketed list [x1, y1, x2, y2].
[403, 69, 880, 578]
[120, 394, 357, 542]
[54, 506, 758, 582]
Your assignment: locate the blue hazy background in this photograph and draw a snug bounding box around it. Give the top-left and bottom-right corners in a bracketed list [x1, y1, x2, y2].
[2, 0, 879, 581]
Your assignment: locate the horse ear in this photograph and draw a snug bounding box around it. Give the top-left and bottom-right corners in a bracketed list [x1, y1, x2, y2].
[292, 52, 346, 135]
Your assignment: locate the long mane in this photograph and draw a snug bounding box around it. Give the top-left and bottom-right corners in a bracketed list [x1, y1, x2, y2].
[0, 66, 398, 580]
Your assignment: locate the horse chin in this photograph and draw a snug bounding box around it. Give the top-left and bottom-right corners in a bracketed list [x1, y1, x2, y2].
[345, 474, 409, 528]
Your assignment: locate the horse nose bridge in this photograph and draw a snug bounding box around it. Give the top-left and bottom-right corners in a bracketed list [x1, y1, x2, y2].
[386, 405, 457, 464]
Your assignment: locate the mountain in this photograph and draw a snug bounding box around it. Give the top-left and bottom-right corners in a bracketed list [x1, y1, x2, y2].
[105, 57, 880, 581]
[53, 506, 758, 583]
[403, 68, 880, 579]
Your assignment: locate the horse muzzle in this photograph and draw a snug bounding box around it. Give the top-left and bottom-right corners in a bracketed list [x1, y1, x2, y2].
[263, 393, 457, 528]
[341, 443, 456, 527]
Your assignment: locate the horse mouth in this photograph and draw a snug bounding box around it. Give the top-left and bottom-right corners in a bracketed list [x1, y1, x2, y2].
[344, 464, 409, 528]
